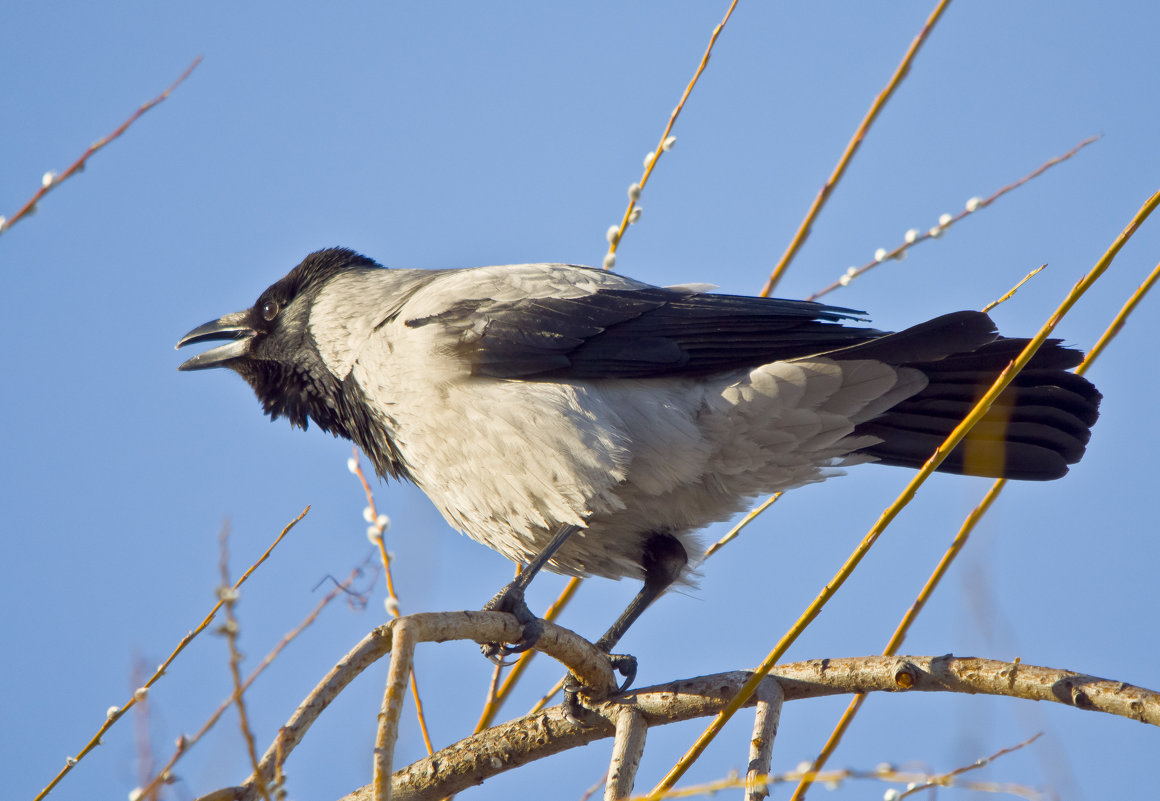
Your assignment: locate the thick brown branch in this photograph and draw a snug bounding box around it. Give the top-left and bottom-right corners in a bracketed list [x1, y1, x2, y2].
[313, 655, 1156, 801]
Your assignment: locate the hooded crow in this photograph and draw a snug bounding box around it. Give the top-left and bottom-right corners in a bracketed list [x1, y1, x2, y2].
[177, 248, 1100, 676]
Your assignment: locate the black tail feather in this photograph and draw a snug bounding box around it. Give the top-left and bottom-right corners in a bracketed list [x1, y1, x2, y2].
[847, 312, 1101, 481]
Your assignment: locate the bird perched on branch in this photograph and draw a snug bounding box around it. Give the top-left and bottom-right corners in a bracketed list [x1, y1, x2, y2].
[177, 248, 1100, 684]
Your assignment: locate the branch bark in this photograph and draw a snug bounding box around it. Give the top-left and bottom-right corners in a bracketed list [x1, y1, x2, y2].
[190, 610, 1158, 801]
[338, 655, 1158, 801]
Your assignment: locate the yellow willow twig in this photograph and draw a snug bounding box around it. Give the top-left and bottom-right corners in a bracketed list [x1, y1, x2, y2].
[981, 265, 1047, 313]
[648, 186, 1160, 799]
[701, 493, 780, 561]
[602, 0, 740, 271]
[33, 506, 308, 801]
[788, 214, 1160, 801]
[786, 479, 1006, 801]
[1080, 258, 1160, 371]
[760, 0, 953, 297]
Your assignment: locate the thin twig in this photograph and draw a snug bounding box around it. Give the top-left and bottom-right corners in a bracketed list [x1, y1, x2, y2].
[1, 56, 202, 238]
[130, 659, 158, 801]
[900, 733, 1043, 798]
[135, 560, 369, 801]
[1080, 257, 1160, 372]
[349, 449, 435, 756]
[218, 526, 273, 801]
[629, 734, 1044, 800]
[601, 0, 740, 271]
[786, 479, 1006, 801]
[34, 506, 308, 801]
[981, 265, 1048, 313]
[648, 187, 1160, 799]
[700, 493, 780, 561]
[805, 137, 1098, 302]
[761, 0, 953, 296]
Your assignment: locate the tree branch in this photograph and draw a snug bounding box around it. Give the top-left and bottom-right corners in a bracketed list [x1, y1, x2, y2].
[193, 653, 1153, 801]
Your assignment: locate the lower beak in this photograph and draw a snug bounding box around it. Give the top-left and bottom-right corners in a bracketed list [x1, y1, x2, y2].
[175, 311, 256, 371]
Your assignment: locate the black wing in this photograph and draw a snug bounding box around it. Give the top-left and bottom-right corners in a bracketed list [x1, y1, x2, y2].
[407, 284, 883, 379]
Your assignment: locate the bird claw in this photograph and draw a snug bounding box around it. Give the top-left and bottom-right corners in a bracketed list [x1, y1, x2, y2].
[480, 583, 544, 662]
[561, 650, 639, 721]
[608, 653, 637, 693]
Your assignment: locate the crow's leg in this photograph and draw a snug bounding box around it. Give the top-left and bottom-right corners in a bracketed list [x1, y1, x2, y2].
[570, 531, 689, 703]
[481, 523, 579, 662]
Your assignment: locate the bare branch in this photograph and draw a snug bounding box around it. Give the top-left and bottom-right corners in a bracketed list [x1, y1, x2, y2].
[301, 656, 1157, 801]
[606, 706, 648, 801]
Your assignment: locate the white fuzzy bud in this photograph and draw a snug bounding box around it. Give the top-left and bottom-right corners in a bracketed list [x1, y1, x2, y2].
[106, 706, 120, 719]
[904, 228, 919, 243]
[605, 224, 620, 244]
[362, 506, 375, 523]
[216, 586, 239, 602]
[366, 526, 383, 545]
[133, 686, 148, 703]
[662, 135, 677, 151]
[643, 151, 656, 168]
[928, 226, 944, 239]
[0, 216, 7, 231]
[883, 790, 900, 801]
[873, 248, 887, 263]
[965, 196, 982, 212]
[602, 253, 616, 270]
[938, 213, 953, 226]
[628, 207, 642, 223]
[129, 788, 144, 801]
[628, 183, 642, 201]
[376, 514, 390, 531]
[346, 457, 358, 474]
[42, 171, 57, 187]
[384, 596, 399, 616]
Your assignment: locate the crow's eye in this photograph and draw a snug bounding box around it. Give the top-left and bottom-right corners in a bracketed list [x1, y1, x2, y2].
[262, 301, 280, 321]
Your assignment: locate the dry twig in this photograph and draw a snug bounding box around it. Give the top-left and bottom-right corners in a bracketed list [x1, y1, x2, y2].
[35, 507, 308, 801]
[1, 56, 201, 238]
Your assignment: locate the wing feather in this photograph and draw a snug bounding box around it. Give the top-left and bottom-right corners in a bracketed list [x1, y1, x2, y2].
[405, 272, 878, 379]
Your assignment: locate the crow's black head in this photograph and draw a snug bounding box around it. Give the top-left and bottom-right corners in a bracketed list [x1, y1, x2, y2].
[176, 248, 411, 478]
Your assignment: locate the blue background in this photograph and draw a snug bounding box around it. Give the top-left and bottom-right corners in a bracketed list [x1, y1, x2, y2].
[3, 3, 1157, 799]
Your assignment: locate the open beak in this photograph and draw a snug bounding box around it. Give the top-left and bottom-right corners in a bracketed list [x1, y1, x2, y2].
[175, 311, 256, 371]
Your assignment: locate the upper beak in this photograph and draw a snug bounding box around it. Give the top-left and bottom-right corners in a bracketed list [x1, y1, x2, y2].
[175, 311, 256, 371]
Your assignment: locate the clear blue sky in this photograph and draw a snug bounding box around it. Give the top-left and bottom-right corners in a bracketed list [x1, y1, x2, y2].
[4, 3, 1157, 799]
